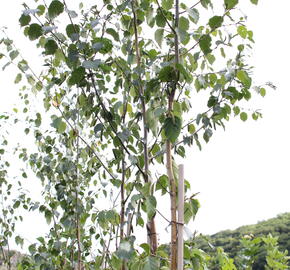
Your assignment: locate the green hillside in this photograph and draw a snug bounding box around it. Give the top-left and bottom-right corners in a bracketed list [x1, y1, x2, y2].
[195, 213, 290, 269]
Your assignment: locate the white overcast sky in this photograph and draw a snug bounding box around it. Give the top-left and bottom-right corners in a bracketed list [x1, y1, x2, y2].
[0, 1, 289, 250]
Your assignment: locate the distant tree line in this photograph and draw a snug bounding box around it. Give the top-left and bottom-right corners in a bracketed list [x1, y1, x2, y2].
[194, 213, 290, 269]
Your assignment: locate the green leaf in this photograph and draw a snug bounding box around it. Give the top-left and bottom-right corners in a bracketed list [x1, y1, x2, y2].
[156, 12, 166, 27]
[260, 87, 266, 97]
[162, 0, 173, 10]
[252, 112, 258, 120]
[146, 7, 155, 27]
[237, 25, 247, 39]
[191, 199, 200, 219]
[207, 96, 217, 107]
[146, 195, 157, 220]
[52, 117, 67, 133]
[140, 243, 150, 255]
[106, 28, 120, 41]
[44, 39, 58, 55]
[156, 175, 168, 195]
[199, 35, 212, 55]
[164, 116, 182, 143]
[203, 128, 213, 143]
[236, 70, 251, 88]
[179, 17, 189, 31]
[37, 5, 46, 16]
[188, 124, 196, 134]
[176, 63, 192, 83]
[94, 123, 104, 134]
[233, 106, 240, 115]
[28, 244, 37, 255]
[208, 16, 223, 30]
[178, 29, 190, 45]
[220, 47, 226, 58]
[15, 236, 24, 247]
[154, 28, 164, 48]
[206, 53, 215, 64]
[13, 201, 20, 209]
[116, 241, 134, 260]
[173, 102, 182, 118]
[111, 254, 122, 269]
[92, 38, 113, 54]
[154, 107, 166, 117]
[48, 0, 64, 19]
[66, 24, 80, 40]
[143, 256, 160, 270]
[19, 14, 31, 27]
[187, 8, 199, 24]
[45, 210, 52, 224]
[9, 50, 19, 60]
[250, 0, 258, 4]
[247, 30, 254, 42]
[14, 73, 22, 84]
[82, 59, 101, 69]
[158, 65, 176, 82]
[28, 24, 43, 41]
[184, 198, 200, 224]
[183, 206, 191, 225]
[224, 0, 238, 9]
[201, 0, 212, 8]
[146, 109, 158, 136]
[69, 67, 85, 85]
[36, 81, 43, 91]
[240, 112, 248, 121]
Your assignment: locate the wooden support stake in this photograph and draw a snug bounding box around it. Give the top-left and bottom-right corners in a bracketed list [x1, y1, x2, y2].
[177, 164, 184, 270]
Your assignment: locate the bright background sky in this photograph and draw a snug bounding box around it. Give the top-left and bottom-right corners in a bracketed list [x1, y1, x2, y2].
[0, 1, 289, 250]
[190, 1, 290, 235]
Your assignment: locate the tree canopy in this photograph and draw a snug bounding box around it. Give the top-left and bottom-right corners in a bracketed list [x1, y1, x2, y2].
[0, 0, 279, 270]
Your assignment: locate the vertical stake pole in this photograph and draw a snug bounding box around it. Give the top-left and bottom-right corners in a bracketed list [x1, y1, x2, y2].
[177, 164, 184, 270]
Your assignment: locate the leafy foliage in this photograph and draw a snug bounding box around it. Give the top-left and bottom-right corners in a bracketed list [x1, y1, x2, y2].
[0, 0, 272, 269]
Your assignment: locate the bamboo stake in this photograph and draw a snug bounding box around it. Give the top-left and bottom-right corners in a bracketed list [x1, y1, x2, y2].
[177, 164, 184, 270]
[167, 141, 177, 270]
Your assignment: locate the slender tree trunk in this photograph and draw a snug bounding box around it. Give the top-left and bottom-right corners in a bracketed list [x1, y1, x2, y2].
[131, 0, 158, 254]
[168, 0, 180, 269]
[177, 165, 184, 270]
